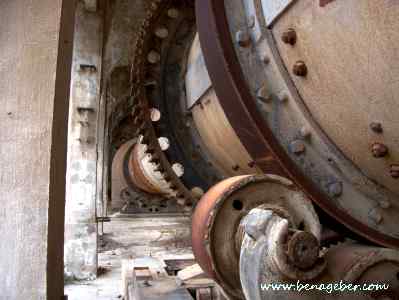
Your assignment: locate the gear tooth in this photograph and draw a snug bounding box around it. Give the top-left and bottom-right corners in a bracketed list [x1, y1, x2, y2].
[148, 154, 159, 164]
[176, 192, 185, 199]
[153, 164, 164, 172]
[141, 136, 150, 145]
[132, 105, 142, 117]
[146, 147, 155, 155]
[169, 183, 178, 190]
[163, 173, 171, 182]
[176, 197, 186, 206]
[150, 2, 158, 11]
[129, 2, 193, 207]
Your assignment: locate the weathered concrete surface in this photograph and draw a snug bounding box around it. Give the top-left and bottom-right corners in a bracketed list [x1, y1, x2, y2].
[0, 0, 75, 299]
[65, 216, 192, 300]
[64, 1, 103, 281]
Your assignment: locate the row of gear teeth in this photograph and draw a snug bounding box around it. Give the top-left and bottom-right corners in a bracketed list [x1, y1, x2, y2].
[130, 0, 194, 209]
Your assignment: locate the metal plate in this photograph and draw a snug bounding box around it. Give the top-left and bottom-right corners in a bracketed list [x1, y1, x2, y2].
[272, 0, 399, 197]
[195, 0, 399, 248]
[185, 35, 212, 109]
[260, 0, 295, 26]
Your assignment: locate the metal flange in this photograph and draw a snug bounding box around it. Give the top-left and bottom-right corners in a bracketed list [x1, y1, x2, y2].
[195, 0, 399, 248]
[191, 174, 321, 299]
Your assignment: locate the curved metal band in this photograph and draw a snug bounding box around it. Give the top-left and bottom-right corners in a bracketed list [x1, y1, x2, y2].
[195, 0, 399, 248]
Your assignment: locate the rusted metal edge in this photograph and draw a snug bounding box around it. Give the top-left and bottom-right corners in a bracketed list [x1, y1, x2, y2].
[195, 0, 399, 249]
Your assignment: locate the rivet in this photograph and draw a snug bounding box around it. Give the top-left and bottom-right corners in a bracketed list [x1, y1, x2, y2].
[154, 27, 169, 39]
[293, 61, 308, 77]
[172, 163, 184, 177]
[290, 140, 306, 155]
[262, 55, 270, 65]
[236, 30, 251, 47]
[256, 86, 272, 103]
[150, 108, 161, 122]
[379, 199, 391, 209]
[370, 122, 383, 134]
[390, 164, 399, 179]
[191, 187, 204, 198]
[369, 209, 383, 224]
[371, 143, 389, 158]
[177, 198, 186, 206]
[158, 137, 170, 151]
[167, 8, 179, 19]
[328, 181, 343, 198]
[281, 28, 297, 45]
[300, 126, 311, 138]
[147, 50, 160, 64]
[278, 91, 289, 102]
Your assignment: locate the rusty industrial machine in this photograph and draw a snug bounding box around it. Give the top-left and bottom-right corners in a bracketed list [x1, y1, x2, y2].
[111, 0, 399, 298]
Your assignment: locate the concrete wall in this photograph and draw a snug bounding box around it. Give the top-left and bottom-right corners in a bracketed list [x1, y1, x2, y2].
[0, 0, 75, 299]
[64, 1, 103, 281]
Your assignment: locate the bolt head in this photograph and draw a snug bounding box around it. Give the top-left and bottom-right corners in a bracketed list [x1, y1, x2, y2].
[369, 209, 383, 224]
[236, 30, 251, 47]
[172, 163, 184, 177]
[147, 50, 160, 64]
[390, 164, 399, 179]
[278, 91, 289, 102]
[281, 28, 297, 45]
[287, 231, 319, 269]
[379, 199, 391, 209]
[293, 61, 308, 77]
[300, 126, 311, 138]
[370, 122, 383, 133]
[167, 8, 179, 19]
[262, 55, 270, 65]
[290, 140, 306, 155]
[371, 143, 389, 158]
[256, 86, 272, 103]
[328, 181, 343, 197]
[154, 27, 169, 39]
[150, 108, 161, 122]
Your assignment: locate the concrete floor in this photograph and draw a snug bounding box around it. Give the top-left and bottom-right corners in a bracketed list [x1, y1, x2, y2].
[65, 215, 193, 300]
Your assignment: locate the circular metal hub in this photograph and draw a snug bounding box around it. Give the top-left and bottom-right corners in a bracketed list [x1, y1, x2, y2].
[191, 174, 320, 299]
[196, 0, 399, 248]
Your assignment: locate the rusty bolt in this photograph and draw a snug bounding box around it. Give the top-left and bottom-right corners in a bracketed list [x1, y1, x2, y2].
[370, 122, 383, 134]
[287, 231, 319, 269]
[371, 143, 389, 158]
[261, 54, 270, 65]
[293, 61, 308, 77]
[390, 164, 399, 179]
[290, 140, 306, 155]
[154, 27, 169, 39]
[236, 30, 251, 47]
[147, 50, 160, 64]
[281, 28, 297, 45]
